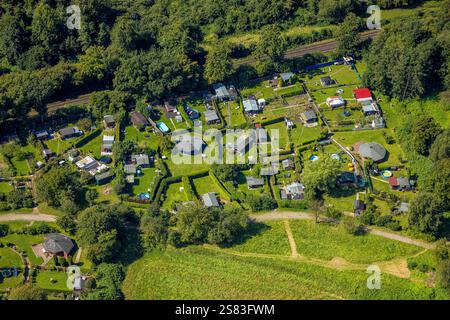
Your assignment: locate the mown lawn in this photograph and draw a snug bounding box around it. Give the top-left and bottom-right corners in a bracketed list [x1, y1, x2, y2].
[132, 168, 159, 195]
[79, 130, 103, 158]
[191, 175, 220, 197]
[0, 181, 13, 193]
[124, 125, 161, 150]
[10, 157, 29, 176]
[332, 129, 405, 167]
[289, 125, 322, 147]
[289, 220, 421, 264]
[0, 233, 45, 265]
[35, 270, 71, 292]
[161, 182, 187, 209]
[123, 246, 447, 300]
[0, 247, 23, 289]
[230, 221, 291, 256]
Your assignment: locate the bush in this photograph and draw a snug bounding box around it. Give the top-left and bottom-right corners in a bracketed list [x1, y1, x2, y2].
[21, 222, 57, 235]
[246, 194, 277, 212]
[418, 263, 430, 273]
[0, 224, 9, 237]
[408, 261, 418, 270]
[342, 217, 366, 236]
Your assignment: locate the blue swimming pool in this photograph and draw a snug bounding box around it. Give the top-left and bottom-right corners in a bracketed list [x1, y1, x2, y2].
[157, 122, 170, 133]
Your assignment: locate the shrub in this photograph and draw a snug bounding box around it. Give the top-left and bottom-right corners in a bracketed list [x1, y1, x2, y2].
[0, 224, 9, 237]
[342, 217, 366, 236]
[408, 261, 418, 270]
[418, 263, 430, 273]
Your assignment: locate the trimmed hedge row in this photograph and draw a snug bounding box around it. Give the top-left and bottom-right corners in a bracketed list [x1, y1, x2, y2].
[209, 170, 232, 202]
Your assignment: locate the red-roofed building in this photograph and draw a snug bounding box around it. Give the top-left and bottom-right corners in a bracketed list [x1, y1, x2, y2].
[388, 177, 398, 188]
[353, 88, 373, 102]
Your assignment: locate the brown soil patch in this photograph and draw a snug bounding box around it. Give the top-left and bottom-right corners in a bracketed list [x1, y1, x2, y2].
[328, 257, 352, 269]
[376, 257, 410, 279]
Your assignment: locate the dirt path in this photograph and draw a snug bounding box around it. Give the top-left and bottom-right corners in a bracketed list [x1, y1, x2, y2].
[75, 248, 82, 264]
[251, 211, 436, 250]
[283, 220, 298, 258]
[0, 212, 57, 222]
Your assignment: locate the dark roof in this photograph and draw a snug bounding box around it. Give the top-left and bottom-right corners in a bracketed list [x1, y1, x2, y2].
[59, 126, 80, 137]
[43, 233, 74, 254]
[302, 110, 317, 121]
[95, 170, 114, 182]
[204, 110, 219, 122]
[130, 112, 150, 126]
[103, 115, 115, 124]
[354, 200, 365, 210]
[320, 76, 333, 85]
[246, 176, 264, 187]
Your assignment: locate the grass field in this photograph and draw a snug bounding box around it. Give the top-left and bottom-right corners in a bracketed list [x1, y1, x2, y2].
[0, 181, 13, 193]
[124, 126, 161, 150]
[191, 175, 220, 197]
[289, 220, 421, 264]
[0, 246, 23, 289]
[35, 270, 71, 292]
[0, 233, 44, 265]
[161, 182, 187, 209]
[79, 130, 103, 158]
[123, 246, 447, 300]
[230, 221, 291, 256]
[132, 168, 159, 195]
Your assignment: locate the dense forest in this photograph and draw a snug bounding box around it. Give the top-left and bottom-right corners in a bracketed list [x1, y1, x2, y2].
[0, 0, 448, 127]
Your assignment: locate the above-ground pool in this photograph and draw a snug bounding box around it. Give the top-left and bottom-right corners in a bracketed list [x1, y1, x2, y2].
[138, 193, 150, 200]
[309, 155, 319, 161]
[157, 122, 170, 134]
[331, 154, 340, 161]
[382, 170, 393, 179]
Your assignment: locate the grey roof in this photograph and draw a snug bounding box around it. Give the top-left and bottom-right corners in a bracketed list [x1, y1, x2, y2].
[280, 72, 294, 82]
[397, 177, 410, 188]
[95, 170, 114, 182]
[302, 110, 317, 121]
[287, 182, 304, 195]
[204, 110, 219, 122]
[132, 154, 150, 166]
[280, 189, 288, 199]
[243, 99, 259, 113]
[354, 200, 365, 210]
[103, 115, 115, 124]
[358, 142, 386, 162]
[35, 131, 49, 138]
[246, 176, 264, 188]
[124, 164, 137, 174]
[43, 233, 74, 254]
[213, 84, 230, 99]
[126, 175, 135, 183]
[282, 159, 294, 169]
[362, 103, 379, 114]
[202, 192, 219, 207]
[399, 202, 410, 213]
[59, 126, 80, 137]
[173, 135, 204, 155]
[43, 149, 53, 155]
[320, 76, 333, 85]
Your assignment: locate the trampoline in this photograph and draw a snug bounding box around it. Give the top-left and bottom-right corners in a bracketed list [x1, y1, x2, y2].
[138, 193, 150, 200]
[309, 155, 319, 161]
[382, 170, 393, 179]
[331, 154, 340, 161]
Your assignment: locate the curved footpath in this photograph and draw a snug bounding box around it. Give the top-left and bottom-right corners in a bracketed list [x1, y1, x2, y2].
[250, 211, 436, 250]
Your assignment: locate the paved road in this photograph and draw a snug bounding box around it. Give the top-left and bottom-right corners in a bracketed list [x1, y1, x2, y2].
[234, 29, 381, 67]
[0, 213, 57, 222]
[251, 211, 436, 250]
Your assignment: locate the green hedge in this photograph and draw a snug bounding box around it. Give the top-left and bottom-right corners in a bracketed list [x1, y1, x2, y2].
[209, 171, 232, 202]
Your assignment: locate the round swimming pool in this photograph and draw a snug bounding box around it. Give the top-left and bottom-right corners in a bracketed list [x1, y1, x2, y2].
[309, 155, 319, 161]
